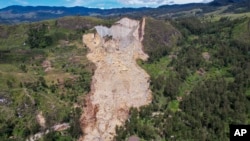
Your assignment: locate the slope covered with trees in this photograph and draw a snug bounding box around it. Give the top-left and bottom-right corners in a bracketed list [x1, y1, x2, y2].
[0, 17, 113, 140]
[115, 17, 250, 141]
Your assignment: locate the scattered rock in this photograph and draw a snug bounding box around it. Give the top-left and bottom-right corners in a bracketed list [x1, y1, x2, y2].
[196, 68, 206, 76]
[42, 60, 52, 72]
[152, 112, 164, 117]
[26, 123, 70, 141]
[26, 130, 50, 141]
[0, 98, 7, 104]
[177, 96, 183, 101]
[52, 123, 70, 131]
[168, 54, 177, 59]
[36, 111, 46, 128]
[202, 52, 210, 61]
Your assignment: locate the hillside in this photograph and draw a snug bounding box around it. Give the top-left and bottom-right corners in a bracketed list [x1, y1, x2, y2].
[0, 17, 111, 140]
[0, 2, 250, 141]
[116, 15, 250, 141]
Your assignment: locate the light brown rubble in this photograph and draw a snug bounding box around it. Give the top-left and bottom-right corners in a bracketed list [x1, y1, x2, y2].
[36, 111, 46, 128]
[52, 123, 70, 131]
[202, 52, 210, 61]
[42, 60, 52, 72]
[79, 17, 152, 141]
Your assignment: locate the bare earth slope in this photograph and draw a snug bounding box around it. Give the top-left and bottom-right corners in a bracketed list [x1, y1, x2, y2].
[80, 17, 152, 141]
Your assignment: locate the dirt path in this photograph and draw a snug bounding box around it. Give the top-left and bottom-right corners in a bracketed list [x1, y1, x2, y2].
[80, 18, 152, 141]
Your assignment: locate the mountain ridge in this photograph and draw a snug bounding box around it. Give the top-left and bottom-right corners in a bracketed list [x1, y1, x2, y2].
[1, 0, 249, 24]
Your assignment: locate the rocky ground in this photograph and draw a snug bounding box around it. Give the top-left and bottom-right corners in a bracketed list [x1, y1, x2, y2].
[80, 17, 152, 141]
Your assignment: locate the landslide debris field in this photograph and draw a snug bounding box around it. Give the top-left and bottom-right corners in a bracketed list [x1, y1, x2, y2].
[80, 18, 152, 141]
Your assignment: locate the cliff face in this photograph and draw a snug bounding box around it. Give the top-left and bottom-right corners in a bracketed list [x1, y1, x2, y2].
[80, 17, 152, 141]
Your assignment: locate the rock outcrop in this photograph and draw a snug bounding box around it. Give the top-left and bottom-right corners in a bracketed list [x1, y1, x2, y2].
[80, 17, 152, 141]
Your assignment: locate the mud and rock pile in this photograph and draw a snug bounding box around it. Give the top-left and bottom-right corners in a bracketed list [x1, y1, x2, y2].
[80, 17, 152, 141]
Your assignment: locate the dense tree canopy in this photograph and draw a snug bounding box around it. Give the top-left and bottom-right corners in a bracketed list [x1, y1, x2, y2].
[27, 24, 53, 48]
[116, 17, 250, 141]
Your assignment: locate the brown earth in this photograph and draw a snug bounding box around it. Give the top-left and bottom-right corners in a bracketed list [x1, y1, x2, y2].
[79, 17, 152, 141]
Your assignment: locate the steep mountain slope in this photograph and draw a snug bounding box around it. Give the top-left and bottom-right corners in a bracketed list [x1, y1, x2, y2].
[0, 17, 111, 140]
[115, 16, 250, 141]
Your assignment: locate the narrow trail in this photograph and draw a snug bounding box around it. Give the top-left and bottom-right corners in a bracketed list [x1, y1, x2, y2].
[79, 17, 152, 141]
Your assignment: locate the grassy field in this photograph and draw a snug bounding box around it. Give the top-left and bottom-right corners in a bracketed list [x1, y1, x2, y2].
[204, 11, 250, 21]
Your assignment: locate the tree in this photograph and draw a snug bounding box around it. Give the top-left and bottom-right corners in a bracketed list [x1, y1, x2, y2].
[69, 108, 82, 138]
[27, 24, 53, 48]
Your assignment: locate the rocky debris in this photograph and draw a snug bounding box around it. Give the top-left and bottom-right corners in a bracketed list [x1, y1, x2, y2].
[139, 17, 145, 42]
[177, 96, 183, 102]
[36, 111, 46, 128]
[0, 98, 6, 103]
[95, 26, 110, 37]
[26, 130, 50, 141]
[202, 52, 210, 61]
[152, 112, 164, 117]
[26, 123, 70, 141]
[95, 18, 143, 49]
[52, 123, 70, 131]
[80, 17, 152, 141]
[196, 68, 206, 76]
[168, 54, 177, 59]
[42, 60, 52, 72]
[0, 96, 9, 105]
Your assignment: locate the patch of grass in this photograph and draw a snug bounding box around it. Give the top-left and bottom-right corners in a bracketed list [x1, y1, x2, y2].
[206, 67, 231, 79]
[232, 19, 250, 45]
[139, 56, 172, 78]
[0, 64, 20, 72]
[204, 5, 231, 17]
[246, 89, 250, 96]
[205, 12, 250, 21]
[168, 100, 179, 112]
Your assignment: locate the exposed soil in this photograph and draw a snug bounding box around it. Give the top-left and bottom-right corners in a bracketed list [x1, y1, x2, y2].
[42, 60, 52, 72]
[202, 52, 210, 61]
[36, 111, 46, 128]
[79, 18, 152, 141]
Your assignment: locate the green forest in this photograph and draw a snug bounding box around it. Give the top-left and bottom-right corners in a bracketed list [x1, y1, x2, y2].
[115, 17, 250, 141]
